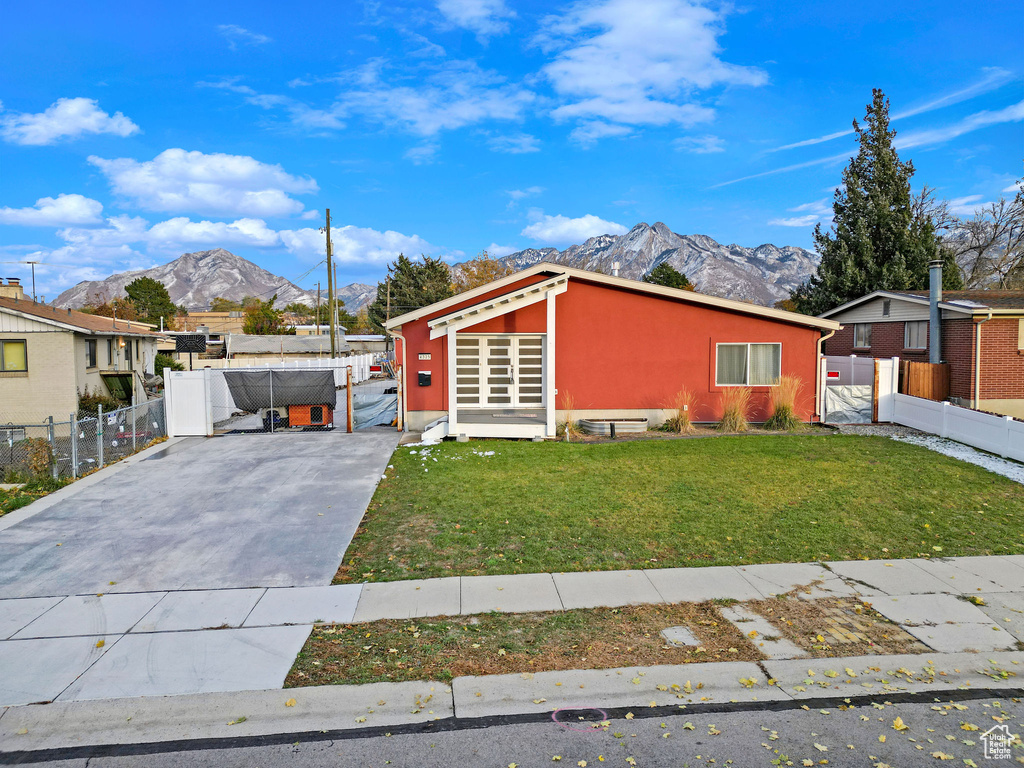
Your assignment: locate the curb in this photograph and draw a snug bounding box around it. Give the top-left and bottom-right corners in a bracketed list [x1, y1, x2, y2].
[2, 651, 1021, 760]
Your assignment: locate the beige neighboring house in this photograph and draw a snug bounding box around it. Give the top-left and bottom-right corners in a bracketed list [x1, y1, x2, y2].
[0, 279, 160, 423]
[225, 332, 349, 361]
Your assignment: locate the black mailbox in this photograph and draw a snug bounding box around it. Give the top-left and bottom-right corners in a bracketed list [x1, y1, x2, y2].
[418, 371, 432, 386]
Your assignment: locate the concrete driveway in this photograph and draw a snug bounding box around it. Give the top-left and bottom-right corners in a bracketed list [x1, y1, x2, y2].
[0, 430, 399, 599]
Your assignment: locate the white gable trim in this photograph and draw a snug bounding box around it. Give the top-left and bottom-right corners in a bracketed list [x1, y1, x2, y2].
[428, 277, 568, 340]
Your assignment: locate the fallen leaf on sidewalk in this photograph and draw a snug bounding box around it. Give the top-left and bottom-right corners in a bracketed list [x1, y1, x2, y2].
[285, 698, 296, 707]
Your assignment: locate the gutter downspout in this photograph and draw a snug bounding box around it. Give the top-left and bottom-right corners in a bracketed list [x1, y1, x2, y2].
[973, 310, 993, 409]
[390, 327, 408, 432]
[815, 327, 838, 422]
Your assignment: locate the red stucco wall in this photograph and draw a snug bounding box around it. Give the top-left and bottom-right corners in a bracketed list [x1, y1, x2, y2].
[397, 277, 826, 422]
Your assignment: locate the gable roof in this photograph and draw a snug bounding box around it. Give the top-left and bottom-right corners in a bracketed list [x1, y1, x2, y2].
[0, 296, 159, 336]
[387, 262, 841, 332]
[819, 289, 1024, 318]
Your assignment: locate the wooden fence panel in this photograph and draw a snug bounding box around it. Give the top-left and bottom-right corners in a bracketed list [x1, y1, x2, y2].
[899, 361, 950, 401]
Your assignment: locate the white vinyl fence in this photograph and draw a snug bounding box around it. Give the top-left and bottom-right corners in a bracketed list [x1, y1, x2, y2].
[166, 354, 378, 437]
[893, 393, 1024, 462]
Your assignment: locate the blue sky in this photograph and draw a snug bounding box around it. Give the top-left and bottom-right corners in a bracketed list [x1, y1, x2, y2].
[1, 0, 1021, 301]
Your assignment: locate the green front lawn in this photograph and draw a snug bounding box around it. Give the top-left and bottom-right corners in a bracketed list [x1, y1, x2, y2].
[335, 435, 1024, 584]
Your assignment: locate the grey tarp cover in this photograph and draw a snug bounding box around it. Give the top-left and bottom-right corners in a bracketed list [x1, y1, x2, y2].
[222, 370, 338, 412]
[352, 393, 398, 430]
[824, 384, 873, 424]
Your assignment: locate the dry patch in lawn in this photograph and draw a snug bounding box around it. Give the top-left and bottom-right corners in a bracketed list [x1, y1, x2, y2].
[286, 602, 759, 687]
[748, 596, 930, 657]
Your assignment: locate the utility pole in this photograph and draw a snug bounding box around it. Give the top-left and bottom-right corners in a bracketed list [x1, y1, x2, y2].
[315, 281, 321, 336]
[385, 277, 391, 355]
[325, 209, 336, 358]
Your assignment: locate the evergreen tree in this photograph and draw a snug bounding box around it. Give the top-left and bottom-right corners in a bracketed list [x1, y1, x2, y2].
[124, 277, 179, 329]
[367, 254, 454, 331]
[792, 89, 960, 315]
[643, 262, 693, 290]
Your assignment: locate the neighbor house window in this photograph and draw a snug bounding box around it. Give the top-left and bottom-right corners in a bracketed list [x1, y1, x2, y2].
[1, 340, 28, 372]
[85, 339, 98, 368]
[716, 343, 782, 386]
[905, 321, 928, 349]
[107, 338, 114, 364]
[853, 323, 872, 348]
[882, 299, 891, 317]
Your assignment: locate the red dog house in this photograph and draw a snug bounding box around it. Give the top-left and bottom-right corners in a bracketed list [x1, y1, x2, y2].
[387, 263, 841, 439]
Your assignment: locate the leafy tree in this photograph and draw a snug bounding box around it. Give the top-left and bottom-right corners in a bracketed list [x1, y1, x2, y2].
[154, 353, 185, 372]
[242, 294, 295, 334]
[283, 302, 313, 318]
[452, 250, 514, 293]
[125, 277, 178, 329]
[83, 295, 140, 321]
[791, 89, 959, 315]
[643, 262, 693, 290]
[367, 254, 454, 331]
[210, 297, 242, 311]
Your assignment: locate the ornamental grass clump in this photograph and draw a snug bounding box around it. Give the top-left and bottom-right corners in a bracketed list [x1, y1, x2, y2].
[558, 392, 583, 442]
[764, 375, 803, 431]
[665, 388, 697, 433]
[717, 387, 751, 432]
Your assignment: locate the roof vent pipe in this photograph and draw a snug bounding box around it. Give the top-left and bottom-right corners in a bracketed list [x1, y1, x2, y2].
[611, 261, 621, 277]
[928, 259, 943, 365]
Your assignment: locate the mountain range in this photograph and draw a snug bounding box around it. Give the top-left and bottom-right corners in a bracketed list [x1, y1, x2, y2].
[53, 225, 819, 314]
[476, 222, 819, 305]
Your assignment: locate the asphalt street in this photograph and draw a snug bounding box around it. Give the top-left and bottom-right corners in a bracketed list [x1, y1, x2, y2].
[7, 693, 1021, 767]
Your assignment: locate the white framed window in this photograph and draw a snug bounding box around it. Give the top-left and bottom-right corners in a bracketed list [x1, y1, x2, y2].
[905, 321, 927, 349]
[853, 323, 872, 348]
[85, 339, 98, 368]
[716, 343, 781, 386]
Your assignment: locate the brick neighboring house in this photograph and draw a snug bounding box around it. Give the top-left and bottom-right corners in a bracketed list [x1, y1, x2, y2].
[0, 279, 160, 423]
[820, 289, 1024, 418]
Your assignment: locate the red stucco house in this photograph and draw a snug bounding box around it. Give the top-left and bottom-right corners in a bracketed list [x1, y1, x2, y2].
[386, 264, 841, 439]
[821, 289, 1024, 419]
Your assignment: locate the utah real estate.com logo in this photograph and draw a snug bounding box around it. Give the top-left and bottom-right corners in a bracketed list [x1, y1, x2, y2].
[980, 723, 1016, 761]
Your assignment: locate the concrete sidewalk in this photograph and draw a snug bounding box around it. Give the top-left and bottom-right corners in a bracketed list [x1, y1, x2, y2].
[2, 555, 1022, 707]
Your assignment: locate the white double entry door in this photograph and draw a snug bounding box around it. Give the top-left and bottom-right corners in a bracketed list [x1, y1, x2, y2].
[455, 335, 545, 408]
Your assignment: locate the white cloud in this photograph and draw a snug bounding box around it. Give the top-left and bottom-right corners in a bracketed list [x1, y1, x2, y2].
[895, 99, 1024, 150]
[488, 133, 540, 153]
[506, 186, 545, 201]
[539, 0, 765, 138]
[1005, 181, 1022, 193]
[768, 198, 832, 227]
[0, 97, 140, 146]
[437, 0, 515, 38]
[148, 217, 282, 248]
[946, 194, 996, 216]
[521, 209, 627, 244]
[569, 121, 634, 147]
[218, 24, 272, 49]
[279, 225, 439, 265]
[0, 194, 103, 226]
[340, 59, 534, 136]
[770, 67, 1016, 153]
[88, 148, 318, 217]
[673, 134, 725, 154]
[486, 242, 519, 257]
[404, 143, 440, 164]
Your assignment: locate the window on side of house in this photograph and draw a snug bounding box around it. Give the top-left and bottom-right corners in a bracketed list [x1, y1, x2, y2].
[905, 320, 928, 349]
[1, 339, 28, 372]
[125, 341, 133, 370]
[882, 299, 891, 317]
[716, 343, 782, 386]
[86, 339, 98, 368]
[135, 338, 140, 360]
[853, 323, 872, 348]
[107, 338, 114, 365]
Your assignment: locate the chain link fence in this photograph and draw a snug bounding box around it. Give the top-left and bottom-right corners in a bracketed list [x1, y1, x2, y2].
[203, 355, 397, 434]
[1, 398, 166, 481]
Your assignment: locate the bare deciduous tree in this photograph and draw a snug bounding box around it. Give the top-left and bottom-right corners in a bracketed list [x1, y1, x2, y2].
[942, 180, 1024, 289]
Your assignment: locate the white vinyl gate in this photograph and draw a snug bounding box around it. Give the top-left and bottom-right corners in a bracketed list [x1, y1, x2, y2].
[820, 356, 899, 424]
